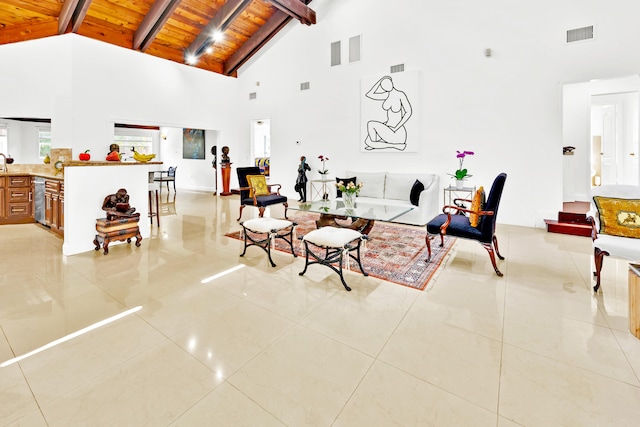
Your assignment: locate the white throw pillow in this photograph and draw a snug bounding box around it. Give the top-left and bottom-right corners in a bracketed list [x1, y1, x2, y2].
[346, 171, 386, 198]
[385, 173, 419, 201]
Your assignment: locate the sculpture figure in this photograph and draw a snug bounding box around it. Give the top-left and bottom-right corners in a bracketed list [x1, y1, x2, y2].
[102, 188, 140, 220]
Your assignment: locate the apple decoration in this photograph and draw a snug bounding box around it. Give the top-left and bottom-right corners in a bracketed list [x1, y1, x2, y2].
[79, 150, 91, 161]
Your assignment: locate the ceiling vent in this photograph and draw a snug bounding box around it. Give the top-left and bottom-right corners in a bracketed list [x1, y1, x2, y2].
[349, 35, 361, 63]
[390, 64, 404, 73]
[330, 41, 341, 66]
[300, 82, 310, 91]
[249, 92, 257, 100]
[567, 26, 594, 43]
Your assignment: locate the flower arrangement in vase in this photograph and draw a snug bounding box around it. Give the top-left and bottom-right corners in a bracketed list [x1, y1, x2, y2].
[336, 180, 364, 209]
[448, 150, 474, 189]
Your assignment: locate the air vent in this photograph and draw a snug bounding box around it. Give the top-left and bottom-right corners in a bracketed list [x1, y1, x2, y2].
[249, 92, 257, 100]
[567, 26, 594, 43]
[390, 64, 404, 73]
[330, 41, 341, 66]
[349, 35, 361, 63]
[300, 82, 310, 91]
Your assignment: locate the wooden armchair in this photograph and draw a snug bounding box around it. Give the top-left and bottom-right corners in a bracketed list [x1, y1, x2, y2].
[587, 185, 640, 292]
[236, 166, 289, 221]
[426, 173, 507, 276]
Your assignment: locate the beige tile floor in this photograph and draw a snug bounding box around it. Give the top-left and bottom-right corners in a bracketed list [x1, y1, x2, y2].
[2, 190, 640, 426]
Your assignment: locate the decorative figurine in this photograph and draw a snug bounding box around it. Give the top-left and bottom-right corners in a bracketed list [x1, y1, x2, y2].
[295, 155, 311, 202]
[102, 188, 140, 220]
[221, 145, 230, 164]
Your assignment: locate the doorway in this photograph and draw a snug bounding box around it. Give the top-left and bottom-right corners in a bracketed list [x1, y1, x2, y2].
[590, 92, 639, 186]
[252, 119, 271, 176]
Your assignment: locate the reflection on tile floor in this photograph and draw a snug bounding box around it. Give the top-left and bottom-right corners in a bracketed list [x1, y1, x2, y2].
[2, 191, 640, 426]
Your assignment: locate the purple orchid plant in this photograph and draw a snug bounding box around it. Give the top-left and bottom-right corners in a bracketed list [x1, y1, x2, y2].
[318, 155, 329, 175]
[451, 150, 474, 180]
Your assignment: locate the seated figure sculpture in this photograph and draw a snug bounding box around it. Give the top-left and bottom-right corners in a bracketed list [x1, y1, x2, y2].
[102, 188, 140, 220]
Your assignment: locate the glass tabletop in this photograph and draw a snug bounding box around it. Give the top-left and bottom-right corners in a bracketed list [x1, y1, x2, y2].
[290, 199, 414, 223]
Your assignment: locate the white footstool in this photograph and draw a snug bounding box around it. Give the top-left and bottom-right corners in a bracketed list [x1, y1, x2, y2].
[299, 227, 368, 291]
[240, 217, 297, 267]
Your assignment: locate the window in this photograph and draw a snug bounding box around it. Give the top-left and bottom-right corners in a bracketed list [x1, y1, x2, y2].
[114, 131, 154, 156]
[38, 128, 52, 159]
[0, 124, 7, 155]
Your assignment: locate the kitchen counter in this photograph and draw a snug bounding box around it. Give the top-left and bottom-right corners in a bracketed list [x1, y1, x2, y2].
[1, 160, 162, 179]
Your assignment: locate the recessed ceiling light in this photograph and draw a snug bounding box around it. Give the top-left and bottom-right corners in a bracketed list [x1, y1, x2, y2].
[206, 46, 213, 54]
[213, 31, 224, 42]
[186, 54, 198, 65]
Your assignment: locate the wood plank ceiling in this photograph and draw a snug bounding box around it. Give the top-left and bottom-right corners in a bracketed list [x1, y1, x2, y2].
[0, 0, 316, 76]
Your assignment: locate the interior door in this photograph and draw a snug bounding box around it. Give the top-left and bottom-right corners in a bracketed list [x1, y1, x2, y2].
[591, 92, 639, 186]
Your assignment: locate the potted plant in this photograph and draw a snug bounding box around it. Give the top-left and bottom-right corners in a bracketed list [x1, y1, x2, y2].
[449, 150, 474, 189]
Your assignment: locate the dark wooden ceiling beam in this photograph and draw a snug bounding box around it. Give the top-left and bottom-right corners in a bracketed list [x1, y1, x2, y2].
[223, 9, 290, 76]
[133, 0, 182, 51]
[60, 0, 92, 34]
[223, 0, 315, 75]
[269, 0, 315, 25]
[185, 0, 253, 61]
[58, 0, 81, 34]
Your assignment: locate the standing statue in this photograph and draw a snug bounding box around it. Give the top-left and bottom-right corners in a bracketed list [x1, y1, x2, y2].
[220, 146, 233, 196]
[295, 155, 311, 202]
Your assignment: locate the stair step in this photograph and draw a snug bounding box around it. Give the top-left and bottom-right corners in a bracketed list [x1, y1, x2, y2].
[558, 211, 589, 224]
[544, 219, 592, 237]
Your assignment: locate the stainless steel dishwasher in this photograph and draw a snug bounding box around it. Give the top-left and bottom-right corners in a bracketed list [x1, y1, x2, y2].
[34, 177, 45, 225]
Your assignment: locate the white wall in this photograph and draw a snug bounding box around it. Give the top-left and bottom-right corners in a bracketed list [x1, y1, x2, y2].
[157, 127, 219, 192]
[0, 34, 246, 191]
[235, 0, 640, 227]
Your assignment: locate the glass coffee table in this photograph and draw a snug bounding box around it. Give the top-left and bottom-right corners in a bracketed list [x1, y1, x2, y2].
[290, 199, 414, 234]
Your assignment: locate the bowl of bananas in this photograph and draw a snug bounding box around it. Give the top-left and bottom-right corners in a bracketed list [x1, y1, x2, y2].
[132, 148, 156, 163]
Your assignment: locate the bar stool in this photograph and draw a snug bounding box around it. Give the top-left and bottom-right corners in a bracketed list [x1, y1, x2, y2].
[148, 183, 160, 226]
[239, 217, 297, 267]
[299, 227, 368, 291]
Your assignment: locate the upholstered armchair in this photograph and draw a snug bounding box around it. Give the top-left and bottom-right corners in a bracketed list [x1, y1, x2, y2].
[587, 185, 640, 292]
[426, 173, 507, 276]
[236, 166, 289, 221]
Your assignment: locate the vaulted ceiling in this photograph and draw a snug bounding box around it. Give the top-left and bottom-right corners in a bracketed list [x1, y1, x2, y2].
[0, 0, 315, 76]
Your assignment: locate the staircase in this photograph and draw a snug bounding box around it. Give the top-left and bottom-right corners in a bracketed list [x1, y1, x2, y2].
[544, 202, 592, 237]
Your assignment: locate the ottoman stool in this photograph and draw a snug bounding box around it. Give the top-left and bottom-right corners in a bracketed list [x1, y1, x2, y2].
[299, 227, 368, 291]
[240, 217, 297, 267]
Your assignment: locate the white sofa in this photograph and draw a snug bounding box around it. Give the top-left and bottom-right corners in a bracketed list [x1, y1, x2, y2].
[335, 171, 440, 225]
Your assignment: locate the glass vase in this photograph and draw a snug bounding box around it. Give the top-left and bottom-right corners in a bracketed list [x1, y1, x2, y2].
[343, 192, 356, 209]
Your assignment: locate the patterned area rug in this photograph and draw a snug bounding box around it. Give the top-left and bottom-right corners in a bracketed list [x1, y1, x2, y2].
[226, 213, 456, 291]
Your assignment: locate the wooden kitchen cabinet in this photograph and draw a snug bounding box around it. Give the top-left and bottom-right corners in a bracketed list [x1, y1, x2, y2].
[0, 177, 5, 219]
[0, 175, 34, 224]
[45, 179, 64, 235]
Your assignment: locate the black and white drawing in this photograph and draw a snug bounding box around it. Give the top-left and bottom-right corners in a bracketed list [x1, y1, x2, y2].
[361, 71, 418, 152]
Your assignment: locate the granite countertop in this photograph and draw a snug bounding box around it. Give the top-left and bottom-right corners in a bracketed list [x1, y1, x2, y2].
[64, 160, 163, 166]
[1, 160, 163, 179]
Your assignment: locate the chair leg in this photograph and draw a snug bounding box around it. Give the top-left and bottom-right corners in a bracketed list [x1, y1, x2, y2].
[493, 235, 504, 260]
[173, 180, 176, 192]
[283, 202, 289, 219]
[237, 205, 246, 221]
[593, 247, 609, 292]
[258, 207, 266, 217]
[481, 242, 503, 277]
[166, 181, 169, 192]
[425, 234, 432, 261]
